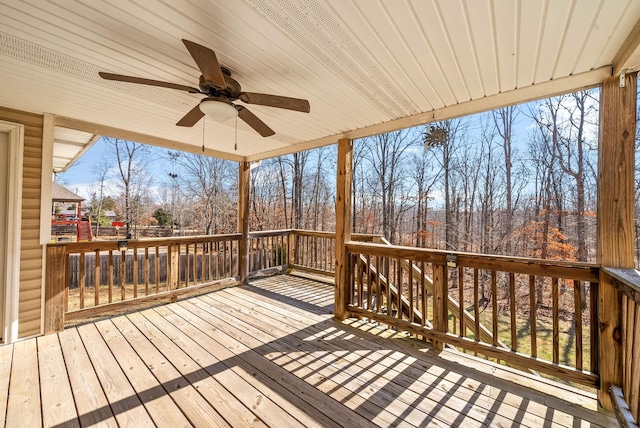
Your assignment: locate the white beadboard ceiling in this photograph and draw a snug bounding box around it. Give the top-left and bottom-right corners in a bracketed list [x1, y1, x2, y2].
[1, 0, 640, 165]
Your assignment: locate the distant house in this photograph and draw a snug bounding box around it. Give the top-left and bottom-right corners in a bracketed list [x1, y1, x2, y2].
[51, 182, 92, 241]
[104, 210, 117, 223]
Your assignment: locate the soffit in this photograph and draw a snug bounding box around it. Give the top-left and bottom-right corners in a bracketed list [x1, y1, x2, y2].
[0, 0, 638, 162]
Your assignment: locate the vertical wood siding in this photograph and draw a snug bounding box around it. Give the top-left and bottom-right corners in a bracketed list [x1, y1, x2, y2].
[0, 107, 43, 338]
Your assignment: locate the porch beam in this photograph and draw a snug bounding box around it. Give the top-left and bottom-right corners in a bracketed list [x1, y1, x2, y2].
[238, 161, 250, 284]
[597, 71, 637, 410]
[335, 138, 353, 320]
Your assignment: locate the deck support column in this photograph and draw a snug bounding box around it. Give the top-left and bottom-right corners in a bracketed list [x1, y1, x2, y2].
[597, 72, 637, 410]
[335, 138, 353, 320]
[44, 245, 66, 334]
[238, 161, 250, 284]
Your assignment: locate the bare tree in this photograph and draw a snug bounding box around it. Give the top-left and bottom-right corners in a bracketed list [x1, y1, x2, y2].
[363, 129, 418, 243]
[176, 153, 235, 235]
[108, 138, 152, 239]
[493, 105, 518, 253]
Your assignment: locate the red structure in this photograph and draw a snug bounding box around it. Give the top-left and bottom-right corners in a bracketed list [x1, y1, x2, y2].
[51, 182, 92, 242]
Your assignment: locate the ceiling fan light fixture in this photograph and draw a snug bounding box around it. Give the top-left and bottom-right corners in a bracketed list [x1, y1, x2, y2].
[199, 97, 237, 121]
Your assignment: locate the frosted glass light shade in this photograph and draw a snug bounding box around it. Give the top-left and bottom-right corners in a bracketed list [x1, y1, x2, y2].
[199, 97, 237, 121]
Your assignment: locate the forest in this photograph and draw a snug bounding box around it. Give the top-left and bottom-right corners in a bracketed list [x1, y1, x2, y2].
[64, 86, 640, 266]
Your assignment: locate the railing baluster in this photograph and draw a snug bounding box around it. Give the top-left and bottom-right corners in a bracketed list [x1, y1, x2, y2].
[385, 257, 391, 317]
[185, 244, 190, 288]
[144, 247, 149, 296]
[510, 272, 516, 351]
[155, 246, 160, 294]
[491, 270, 498, 347]
[120, 249, 126, 301]
[108, 250, 113, 303]
[133, 248, 138, 298]
[366, 254, 373, 311]
[409, 260, 414, 324]
[196, 242, 207, 284]
[529, 275, 537, 358]
[574, 279, 583, 370]
[458, 266, 464, 338]
[474, 268, 480, 343]
[222, 241, 229, 276]
[377, 256, 382, 314]
[396, 258, 402, 320]
[357, 254, 364, 309]
[552, 277, 559, 364]
[94, 250, 100, 307]
[590, 281, 598, 375]
[79, 252, 85, 309]
[421, 261, 427, 328]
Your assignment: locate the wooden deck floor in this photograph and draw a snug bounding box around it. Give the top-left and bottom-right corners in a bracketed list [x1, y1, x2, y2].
[0, 274, 617, 427]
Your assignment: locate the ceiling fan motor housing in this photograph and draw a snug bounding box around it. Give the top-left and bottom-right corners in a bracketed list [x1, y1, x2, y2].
[199, 71, 241, 99]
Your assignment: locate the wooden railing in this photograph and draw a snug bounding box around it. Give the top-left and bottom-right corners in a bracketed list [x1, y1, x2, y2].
[604, 268, 640, 427]
[247, 230, 290, 274]
[289, 229, 382, 276]
[345, 242, 600, 388]
[45, 234, 242, 332]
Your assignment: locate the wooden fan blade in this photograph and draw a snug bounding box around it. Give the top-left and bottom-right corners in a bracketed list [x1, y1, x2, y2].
[237, 106, 275, 137]
[182, 39, 226, 89]
[176, 105, 205, 127]
[239, 92, 310, 113]
[99, 72, 199, 93]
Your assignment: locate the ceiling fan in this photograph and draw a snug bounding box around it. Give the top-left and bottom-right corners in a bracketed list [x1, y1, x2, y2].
[99, 39, 310, 137]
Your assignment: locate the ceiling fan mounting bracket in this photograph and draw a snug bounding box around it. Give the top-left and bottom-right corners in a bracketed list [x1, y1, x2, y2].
[199, 73, 241, 99]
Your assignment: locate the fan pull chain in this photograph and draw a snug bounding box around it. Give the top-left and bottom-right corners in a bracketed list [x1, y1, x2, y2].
[234, 114, 238, 151]
[202, 118, 206, 152]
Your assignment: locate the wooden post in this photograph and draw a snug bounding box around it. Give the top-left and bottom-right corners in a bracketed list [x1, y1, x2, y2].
[44, 245, 66, 334]
[287, 230, 297, 270]
[335, 138, 353, 320]
[238, 161, 250, 284]
[432, 263, 448, 351]
[169, 244, 179, 290]
[597, 72, 637, 410]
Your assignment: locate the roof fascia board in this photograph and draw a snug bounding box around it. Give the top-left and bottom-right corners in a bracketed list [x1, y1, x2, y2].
[613, 16, 640, 75]
[54, 117, 245, 163]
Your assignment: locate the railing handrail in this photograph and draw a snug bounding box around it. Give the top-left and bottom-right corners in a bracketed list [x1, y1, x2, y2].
[248, 229, 292, 238]
[346, 241, 600, 281]
[602, 267, 640, 303]
[49, 233, 243, 253]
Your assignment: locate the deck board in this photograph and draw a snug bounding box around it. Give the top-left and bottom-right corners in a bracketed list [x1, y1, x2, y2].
[0, 273, 618, 427]
[57, 328, 118, 428]
[6, 339, 41, 428]
[0, 343, 13, 428]
[37, 334, 80, 428]
[213, 287, 544, 427]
